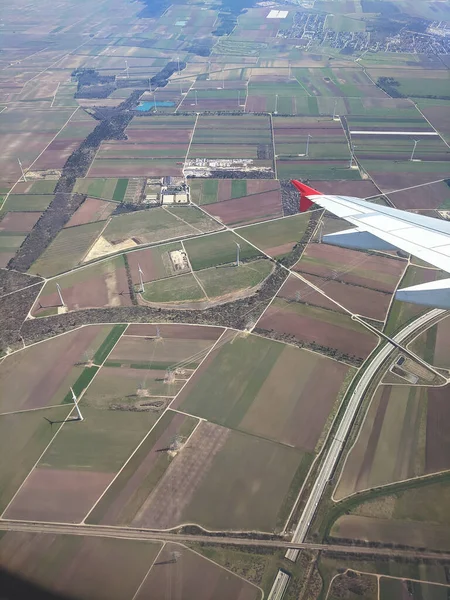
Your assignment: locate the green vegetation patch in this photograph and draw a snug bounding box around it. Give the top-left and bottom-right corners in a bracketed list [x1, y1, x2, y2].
[142, 273, 204, 303]
[1, 194, 53, 213]
[62, 366, 99, 404]
[184, 230, 261, 270]
[198, 259, 273, 299]
[93, 324, 127, 364]
[112, 178, 129, 202]
[239, 212, 312, 256]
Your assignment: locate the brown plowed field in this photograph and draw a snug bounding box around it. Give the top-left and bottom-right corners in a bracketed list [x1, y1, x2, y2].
[299, 273, 391, 320]
[308, 180, 379, 197]
[217, 179, 232, 202]
[4, 469, 113, 523]
[132, 422, 229, 529]
[64, 198, 115, 228]
[35, 265, 131, 313]
[0, 252, 14, 267]
[32, 139, 82, 170]
[259, 303, 377, 359]
[136, 543, 260, 600]
[126, 129, 191, 143]
[126, 247, 170, 284]
[434, 316, 450, 368]
[369, 170, 450, 193]
[426, 386, 450, 474]
[296, 243, 405, 293]
[206, 190, 282, 226]
[0, 326, 108, 412]
[125, 323, 223, 340]
[0, 211, 42, 232]
[387, 180, 450, 210]
[245, 96, 267, 112]
[109, 336, 215, 366]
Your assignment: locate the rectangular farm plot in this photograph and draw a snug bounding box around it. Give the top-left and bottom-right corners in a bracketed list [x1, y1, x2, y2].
[295, 242, 406, 293]
[0, 406, 72, 513]
[142, 272, 205, 304]
[0, 326, 113, 413]
[87, 410, 199, 526]
[127, 242, 186, 285]
[1, 193, 54, 213]
[64, 198, 116, 227]
[238, 212, 312, 258]
[273, 117, 350, 160]
[135, 543, 260, 600]
[0, 532, 161, 600]
[278, 273, 391, 321]
[184, 230, 261, 270]
[0, 211, 41, 232]
[4, 407, 159, 523]
[124, 323, 224, 340]
[409, 315, 450, 370]
[197, 259, 273, 300]
[74, 178, 126, 201]
[258, 299, 378, 363]
[335, 384, 450, 500]
[32, 256, 131, 316]
[29, 221, 106, 277]
[176, 334, 352, 451]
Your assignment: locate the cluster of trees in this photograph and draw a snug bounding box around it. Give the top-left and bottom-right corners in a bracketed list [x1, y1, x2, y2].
[72, 68, 116, 99]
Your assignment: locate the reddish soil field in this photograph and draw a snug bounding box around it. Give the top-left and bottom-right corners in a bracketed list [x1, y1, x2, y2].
[387, 180, 450, 210]
[100, 143, 186, 158]
[247, 180, 280, 194]
[126, 247, 169, 284]
[0, 326, 105, 411]
[245, 96, 267, 112]
[217, 179, 232, 202]
[425, 385, 450, 474]
[296, 243, 405, 293]
[89, 162, 182, 177]
[64, 198, 115, 228]
[420, 106, 450, 142]
[182, 99, 246, 111]
[4, 469, 113, 523]
[369, 170, 450, 193]
[308, 180, 379, 198]
[299, 273, 391, 320]
[206, 189, 283, 226]
[258, 305, 377, 359]
[32, 139, 82, 170]
[282, 358, 349, 452]
[125, 323, 223, 340]
[0, 211, 41, 232]
[132, 422, 229, 529]
[136, 543, 260, 600]
[35, 266, 132, 313]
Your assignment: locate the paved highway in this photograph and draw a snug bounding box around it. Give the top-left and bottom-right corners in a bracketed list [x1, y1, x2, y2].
[1, 519, 450, 561]
[285, 308, 446, 561]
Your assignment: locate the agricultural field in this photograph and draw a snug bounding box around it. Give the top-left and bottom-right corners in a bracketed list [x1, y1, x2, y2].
[31, 255, 132, 316]
[179, 81, 247, 112]
[85, 206, 221, 262]
[190, 179, 283, 225]
[0, 193, 54, 213]
[0, 532, 163, 600]
[173, 333, 353, 452]
[335, 384, 450, 500]
[384, 266, 443, 336]
[184, 230, 261, 270]
[73, 178, 133, 202]
[360, 159, 450, 192]
[0, 326, 114, 413]
[89, 116, 196, 178]
[64, 197, 116, 227]
[386, 179, 450, 211]
[28, 220, 107, 277]
[327, 571, 378, 600]
[238, 211, 313, 259]
[273, 117, 350, 160]
[246, 78, 309, 114]
[187, 115, 273, 169]
[409, 315, 450, 370]
[257, 298, 378, 364]
[331, 478, 450, 553]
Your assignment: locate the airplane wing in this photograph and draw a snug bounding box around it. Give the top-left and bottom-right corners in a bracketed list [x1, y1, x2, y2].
[291, 180, 450, 309]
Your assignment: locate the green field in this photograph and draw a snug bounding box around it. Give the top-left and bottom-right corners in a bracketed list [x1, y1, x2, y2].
[74, 178, 124, 200]
[197, 259, 273, 298]
[276, 160, 361, 180]
[238, 213, 312, 257]
[29, 221, 106, 277]
[189, 179, 219, 205]
[1, 194, 53, 212]
[112, 178, 129, 202]
[142, 272, 205, 303]
[184, 230, 260, 270]
[0, 406, 72, 511]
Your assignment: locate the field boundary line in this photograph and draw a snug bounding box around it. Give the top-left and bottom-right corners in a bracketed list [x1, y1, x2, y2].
[162, 206, 204, 235]
[363, 177, 447, 201]
[378, 258, 410, 330]
[50, 82, 61, 109]
[0, 404, 68, 418]
[183, 111, 199, 164]
[79, 217, 112, 264]
[81, 328, 230, 524]
[180, 239, 210, 300]
[414, 102, 450, 150]
[354, 569, 450, 589]
[269, 113, 277, 180]
[234, 208, 323, 231]
[130, 542, 166, 600]
[0, 279, 44, 300]
[0, 105, 80, 212]
[0, 405, 77, 519]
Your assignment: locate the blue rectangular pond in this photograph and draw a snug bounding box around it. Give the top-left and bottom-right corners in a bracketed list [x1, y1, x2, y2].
[136, 101, 175, 111]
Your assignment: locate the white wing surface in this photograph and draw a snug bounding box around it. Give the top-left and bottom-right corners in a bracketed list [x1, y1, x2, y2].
[292, 180, 450, 309]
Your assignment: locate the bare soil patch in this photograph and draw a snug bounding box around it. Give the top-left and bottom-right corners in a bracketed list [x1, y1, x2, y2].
[426, 385, 450, 474]
[124, 323, 224, 340]
[207, 190, 282, 226]
[64, 198, 115, 228]
[0, 212, 42, 232]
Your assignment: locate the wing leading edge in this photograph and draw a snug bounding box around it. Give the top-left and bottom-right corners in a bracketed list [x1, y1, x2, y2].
[291, 180, 450, 309]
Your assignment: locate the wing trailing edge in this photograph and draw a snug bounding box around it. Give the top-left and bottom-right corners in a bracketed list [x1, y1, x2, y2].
[396, 278, 450, 309]
[322, 228, 398, 251]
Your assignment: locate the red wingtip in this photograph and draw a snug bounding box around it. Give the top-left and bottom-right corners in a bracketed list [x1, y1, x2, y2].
[291, 180, 321, 212]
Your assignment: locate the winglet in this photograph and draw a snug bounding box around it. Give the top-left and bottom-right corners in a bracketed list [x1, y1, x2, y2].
[291, 180, 322, 212]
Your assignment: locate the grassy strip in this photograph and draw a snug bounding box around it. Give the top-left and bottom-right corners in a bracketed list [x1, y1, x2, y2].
[113, 178, 128, 202]
[93, 324, 127, 364]
[62, 366, 99, 404]
[103, 360, 199, 370]
[276, 452, 314, 532]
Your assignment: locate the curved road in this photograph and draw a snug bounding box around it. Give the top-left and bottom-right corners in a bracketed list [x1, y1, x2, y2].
[285, 308, 446, 561]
